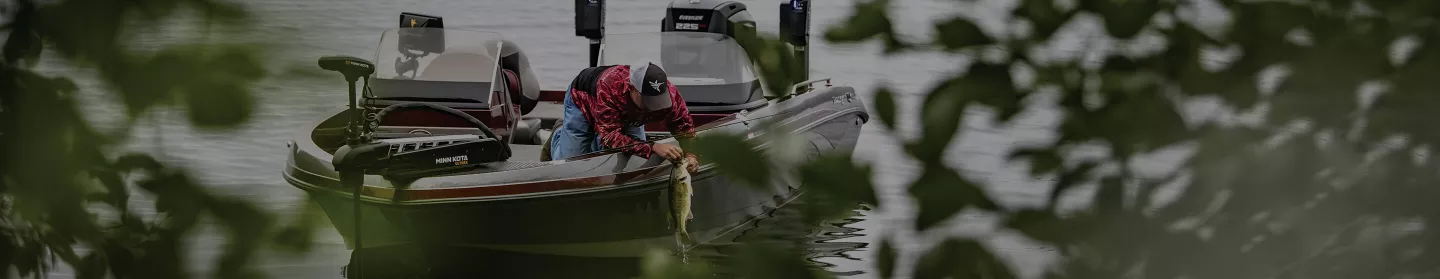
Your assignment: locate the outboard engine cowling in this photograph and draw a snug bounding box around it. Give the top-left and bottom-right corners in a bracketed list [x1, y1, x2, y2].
[662, 0, 755, 37]
[655, 0, 765, 111]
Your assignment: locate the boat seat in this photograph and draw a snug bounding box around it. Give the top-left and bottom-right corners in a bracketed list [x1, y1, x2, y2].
[495, 40, 541, 115]
[509, 117, 543, 145]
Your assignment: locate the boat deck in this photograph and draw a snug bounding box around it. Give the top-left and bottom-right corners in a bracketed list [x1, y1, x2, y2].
[507, 144, 546, 162]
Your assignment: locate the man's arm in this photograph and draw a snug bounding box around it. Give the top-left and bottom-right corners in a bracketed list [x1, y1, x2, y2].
[663, 83, 699, 162]
[592, 70, 655, 158]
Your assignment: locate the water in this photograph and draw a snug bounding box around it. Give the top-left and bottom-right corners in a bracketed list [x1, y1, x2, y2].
[49, 0, 1075, 278]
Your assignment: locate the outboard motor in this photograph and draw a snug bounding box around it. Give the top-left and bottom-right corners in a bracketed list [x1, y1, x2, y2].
[656, 0, 767, 110]
[662, 0, 755, 36]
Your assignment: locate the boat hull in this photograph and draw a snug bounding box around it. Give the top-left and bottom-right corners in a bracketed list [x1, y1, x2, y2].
[283, 85, 868, 257]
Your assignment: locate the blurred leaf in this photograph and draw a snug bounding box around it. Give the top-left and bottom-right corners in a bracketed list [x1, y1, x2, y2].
[798, 154, 876, 224]
[1049, 161, 1098, 210]
[912, 239, 1017, 279]
[909, 164, 997, 231]
[1094, 175, 1125, 214]
[735, 243, 833, 279]
[184, 81, 256, 128]
[135, 171, 207, 229]
[272, 201, 323, 253]
[692, 133, 772, 189]
[1271, 30, 1389, 128]
[877, 238, 897, 279]
[873, 87, 899, 129]
[1013, 0, 1077, 41]
[1373, 35, 1440, 143]
[90, 168, 129, 210]
[1, 0, 303, 278]
[1008, 147, 1061, 177]
[906, 86, 964, 163]
[2, 0, 39, 66]
[211, 198, 272, 279]
[76, 251, 106, 279]
[959, 62, 1021, 123]
[824, 0, 891, 43]
[735, 33, 803, 97]
[1004, 209, 1067, 245]
[1081, 0, 1160, 39]
[199, 0, 250, 22]
[824, 0, 910, 53]
[908, 62, 1018, 164]
[934, 17, 993, 51]
[114, 153, 161, 172]
[112, 48, 191, 114]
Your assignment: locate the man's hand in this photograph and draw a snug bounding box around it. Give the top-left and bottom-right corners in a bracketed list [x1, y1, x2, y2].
[685, 156, 699, 173]
[653, 143, 685, 160]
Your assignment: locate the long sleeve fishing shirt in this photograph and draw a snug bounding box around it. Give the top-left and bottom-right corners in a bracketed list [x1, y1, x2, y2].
[568, 66, 698, 160]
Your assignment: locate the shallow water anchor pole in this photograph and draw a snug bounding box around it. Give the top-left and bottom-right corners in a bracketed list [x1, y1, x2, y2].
[575, 0, 605, 67]
[780, 0, 811, 89]
[588, 39, 603, 67]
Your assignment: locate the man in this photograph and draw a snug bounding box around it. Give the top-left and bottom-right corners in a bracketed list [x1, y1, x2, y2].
[547, 61, 700, 172]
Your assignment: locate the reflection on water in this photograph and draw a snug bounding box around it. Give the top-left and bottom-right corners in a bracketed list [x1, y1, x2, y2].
[347, 202, 869, 278]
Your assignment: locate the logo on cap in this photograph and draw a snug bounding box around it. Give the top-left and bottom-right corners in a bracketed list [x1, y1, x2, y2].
[648, 80, 664, 94]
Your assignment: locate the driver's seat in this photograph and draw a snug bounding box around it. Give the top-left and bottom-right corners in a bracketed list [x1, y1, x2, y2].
[500, 68, 543, 145]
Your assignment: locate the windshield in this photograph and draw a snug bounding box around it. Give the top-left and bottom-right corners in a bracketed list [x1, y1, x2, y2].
[600, 32, 757, 86]
[374, 28, 505, 82]
[368, 28, 506, 104]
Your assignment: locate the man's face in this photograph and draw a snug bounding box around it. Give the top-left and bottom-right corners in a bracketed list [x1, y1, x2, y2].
[629, 87, 646, 110]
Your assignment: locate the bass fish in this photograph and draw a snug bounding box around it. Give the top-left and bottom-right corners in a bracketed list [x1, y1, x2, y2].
[670, 158, 694, 242]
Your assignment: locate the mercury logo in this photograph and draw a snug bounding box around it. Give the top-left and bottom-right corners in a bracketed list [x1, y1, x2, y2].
[435, 155, 468, 165]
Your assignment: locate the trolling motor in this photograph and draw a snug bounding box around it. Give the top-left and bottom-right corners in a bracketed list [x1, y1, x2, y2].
[319, 15, 514, 277]
[327, 13, 509, 183]
[317, 55, 373, 279]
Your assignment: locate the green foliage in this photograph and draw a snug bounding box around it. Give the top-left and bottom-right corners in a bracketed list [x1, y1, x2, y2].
[824, 0, 911, 53]
[0, 0, 315, 278]
[691, 133, 774, 189]
[875, 238, 897, 279]
[796, 154, 876, 224]
[913, 239, 1016, 279]
[673, 0, 1440, 278]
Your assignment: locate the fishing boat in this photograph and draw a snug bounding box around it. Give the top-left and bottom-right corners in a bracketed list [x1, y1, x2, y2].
[282, 0, 866, 259]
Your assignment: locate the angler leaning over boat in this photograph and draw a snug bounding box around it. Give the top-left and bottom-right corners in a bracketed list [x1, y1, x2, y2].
[544, 61, 701, 174]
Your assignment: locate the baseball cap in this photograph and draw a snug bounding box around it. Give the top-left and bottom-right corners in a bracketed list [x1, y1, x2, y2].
[629, 61, 673, 111]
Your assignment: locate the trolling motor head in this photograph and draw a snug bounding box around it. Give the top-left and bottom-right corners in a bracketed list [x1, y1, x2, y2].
[318, 55, 376, 149]
[318, 56, 376, 82]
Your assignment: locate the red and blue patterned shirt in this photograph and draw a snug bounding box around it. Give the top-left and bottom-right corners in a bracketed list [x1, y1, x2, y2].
[568, 66, 697, 159]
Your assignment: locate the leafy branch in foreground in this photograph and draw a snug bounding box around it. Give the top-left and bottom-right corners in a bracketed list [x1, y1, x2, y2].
[1, 0, 316, 278]
[651, 0, 1440, 278]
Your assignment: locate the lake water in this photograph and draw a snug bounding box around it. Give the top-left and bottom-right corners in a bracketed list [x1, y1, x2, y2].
[49, 0, 1087, 278]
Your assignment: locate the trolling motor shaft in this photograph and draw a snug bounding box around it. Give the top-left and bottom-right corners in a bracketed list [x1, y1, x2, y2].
[318, 55, 375, 279]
